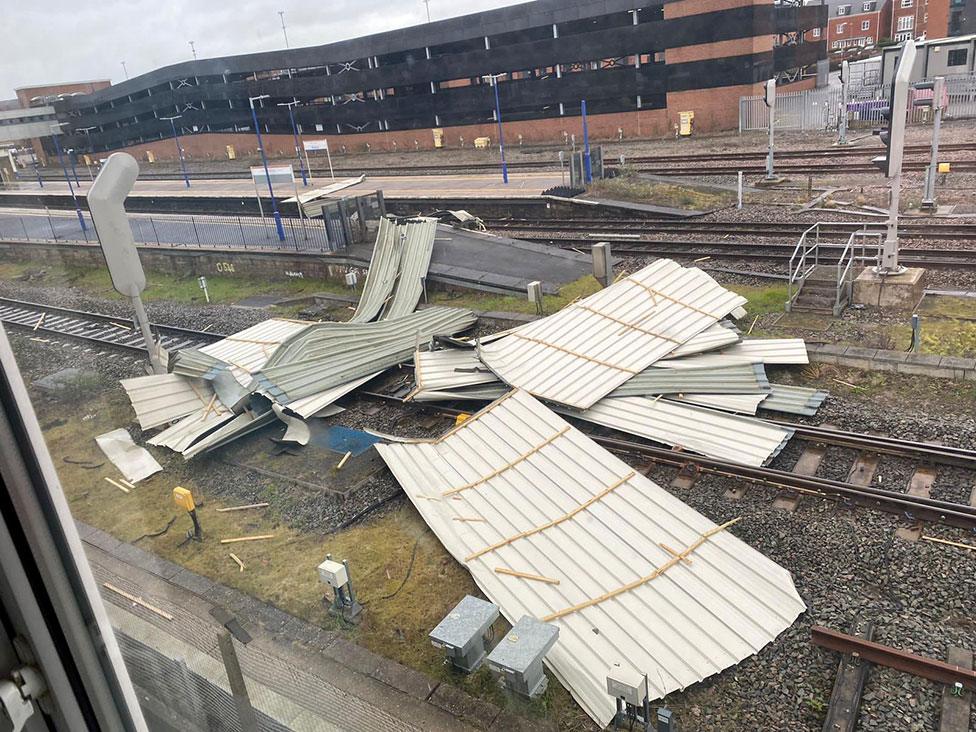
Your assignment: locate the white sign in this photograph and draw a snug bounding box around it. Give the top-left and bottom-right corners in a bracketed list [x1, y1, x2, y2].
[250, 164, 295, 186]
[303, 139, 330, 152]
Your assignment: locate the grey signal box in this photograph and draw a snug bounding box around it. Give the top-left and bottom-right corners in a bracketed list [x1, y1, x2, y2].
[429, 595, 499, 673]
[486, 615, 558, 699]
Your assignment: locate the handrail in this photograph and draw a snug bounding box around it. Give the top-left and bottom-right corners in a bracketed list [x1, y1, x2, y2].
[835, 228, 883, 313]
[787, 222, 822, 308]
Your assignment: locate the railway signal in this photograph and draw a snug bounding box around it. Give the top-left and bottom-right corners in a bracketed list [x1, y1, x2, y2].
[913, 76, 946, 211]
[872, 39, 916, 274]
[763, 79, 776, 180]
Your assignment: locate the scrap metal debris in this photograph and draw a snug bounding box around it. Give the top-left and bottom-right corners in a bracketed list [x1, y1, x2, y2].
[95, 428, 162, 482]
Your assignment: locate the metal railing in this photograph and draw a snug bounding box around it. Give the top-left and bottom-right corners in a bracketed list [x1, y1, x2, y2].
[740, 72, 976, 132]
[787, 222, 822, 309]
[835, 228, 882, 314]
[0, 209, 346, 252]
[787, 222, 882, 315]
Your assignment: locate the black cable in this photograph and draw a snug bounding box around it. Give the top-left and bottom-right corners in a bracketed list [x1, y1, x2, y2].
[131, 516, 177, 544]
[371, 538, 420, 603]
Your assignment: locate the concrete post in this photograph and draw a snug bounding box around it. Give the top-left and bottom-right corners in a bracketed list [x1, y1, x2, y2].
[838, 61, 850, 146]
[921, 76, 945, 211]
[591, 242, 612, 288]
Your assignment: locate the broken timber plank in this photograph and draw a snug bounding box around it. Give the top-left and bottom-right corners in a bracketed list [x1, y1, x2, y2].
[821, 621, 874, 732]
[103, 582, 174, 621]
[774, 443, 826, 512]
[896, 466, 939, 541]
[220, 534, 275, 545]
[940, 648, 973, 732]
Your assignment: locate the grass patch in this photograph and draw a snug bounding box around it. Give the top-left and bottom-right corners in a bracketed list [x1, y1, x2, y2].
[587, 172, 735, 211]
[430, 274, 603, 315]
[728, 284, 789, 319]
[0, 256, 357, 308]
[35, 383, 586, 726]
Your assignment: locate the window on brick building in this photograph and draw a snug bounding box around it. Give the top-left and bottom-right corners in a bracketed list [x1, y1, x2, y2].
[862, 1, 873, 9]
[838, 5, 850, 14]
[900, 0, 912, 7]
[897, 15, 914, 29]
[895, 30, 913, 40]
[812, 27, 822, 37]
[862, 19, 871, 30]
[947, 48, 969, 66]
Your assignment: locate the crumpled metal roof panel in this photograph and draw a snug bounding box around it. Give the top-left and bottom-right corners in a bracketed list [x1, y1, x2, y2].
[761, 384, 829, 416]
[412, 348, 497, 393]
[197, 318, 310, 385]
[376, 390, 805, 727]
[120, 373, 215, 430]
[478, 260, 747, 409]
[565, 395, 794, 466]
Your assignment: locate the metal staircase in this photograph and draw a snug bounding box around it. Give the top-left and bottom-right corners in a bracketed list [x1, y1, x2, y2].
[786, 223, 881, 316]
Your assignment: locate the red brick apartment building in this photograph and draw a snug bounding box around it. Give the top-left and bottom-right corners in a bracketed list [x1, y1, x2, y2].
[818, 0, 951, 59]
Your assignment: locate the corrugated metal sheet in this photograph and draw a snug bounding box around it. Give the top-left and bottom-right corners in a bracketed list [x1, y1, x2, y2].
[412, 348, 497, 393]
[120, 373, 215, 430]
[717, 339, 809, 365]
[412, 384, 509, 402]
[563, 396, 793, 466]
[662, 322, 740, 359]
[350, 216, 404, 322]
[670, 393, 769, 415]
[612, 363, 770, 397]
[760, 384, 829, 416]
[196, 319, 310, 385]
[286, 373, 379, 418]
[251, 307, 477, 403]
[350, 216, 437, 322]
[169, 349, 230, 380]
[382, 218, 436, 319]
[148, 408, 236, 453]
[478, 260, 747, 409]
[182, 409, 277, 458]
[376, 389, 805, 727]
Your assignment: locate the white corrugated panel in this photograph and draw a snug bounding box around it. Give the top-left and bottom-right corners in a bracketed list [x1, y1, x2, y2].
[198, 319, 310, 385]
[148, 407, 236, 452]
[718, 339, 809, 365]
[376, 390, 805, 726]
[760, 384, 829, 416]
[670, 393, 769, 415]
[563, 396, 793, 466]
[662, 322, 740, 359]
[120, 373, 215, 430]
[286, 373, 379, 418]
[478, 260, 747, 409]
[412, 349, 497, 393]
[382, 218, 436, 319]
[349, 216, 404, 323]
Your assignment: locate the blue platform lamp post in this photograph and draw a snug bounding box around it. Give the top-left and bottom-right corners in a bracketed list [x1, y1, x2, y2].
[66, 148, 80, 186]
[50, 124, 87, 233]
[78, 126, 98, 181]
[160, 115, 191, 188]
[482, 73, 509, 185]
[581, 99, 592, 184]
[278, 100, 308, 186]
[29, 143, 43, 188]
[249, 94, 286, 242]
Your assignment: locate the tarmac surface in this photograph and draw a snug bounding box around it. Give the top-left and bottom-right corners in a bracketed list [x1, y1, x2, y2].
[1, 171, 563, 200]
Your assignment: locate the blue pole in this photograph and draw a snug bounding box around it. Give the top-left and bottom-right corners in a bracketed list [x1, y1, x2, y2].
[169, 119, 191, 188]
[68, 151, 80, 186]
[491, 77, 509, 185]
[581, 99, 592, 184]
[32, 158, 43, 189]
[286, 106, 308, 186]
[250, 103, 286, 242]
[52, 135, 86, 232]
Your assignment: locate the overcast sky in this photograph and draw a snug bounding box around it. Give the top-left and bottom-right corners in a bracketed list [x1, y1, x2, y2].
[3, 0, 526, 99]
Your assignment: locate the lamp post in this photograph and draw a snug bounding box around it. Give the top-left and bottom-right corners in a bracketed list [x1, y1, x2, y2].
[29, 143, 43, 188]
[160, 115, 191, 188]
[581, 99, 592, 184]
[189, 40, 197, 60]
[121, 60, 128, 80]
[78, 126, 98, 180]
[249, 95, 286, 242]
[50, 124, 87, 233]
[278, 11, 289, 48]
[278, 101, 308, 186]
[65, 148, 80, 186]
[482, 74, 509, 185]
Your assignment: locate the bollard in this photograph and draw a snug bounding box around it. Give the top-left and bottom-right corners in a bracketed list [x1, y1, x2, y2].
[592, 242, 613, 288]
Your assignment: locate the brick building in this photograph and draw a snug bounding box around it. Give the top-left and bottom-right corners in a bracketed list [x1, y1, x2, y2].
[888, 0, 950, 41]
[822, 0, 892, 56]
[49, 0, 825, 162]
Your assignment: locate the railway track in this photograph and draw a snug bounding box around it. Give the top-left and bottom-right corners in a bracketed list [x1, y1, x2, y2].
[28, 142, 974, 180]
[0, 297, 225, 353]
[486, 219, 976, 241]
[360, 390, 976, 532]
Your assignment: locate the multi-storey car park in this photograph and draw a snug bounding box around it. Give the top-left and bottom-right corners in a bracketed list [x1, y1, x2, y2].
[49, 0, 826, 162]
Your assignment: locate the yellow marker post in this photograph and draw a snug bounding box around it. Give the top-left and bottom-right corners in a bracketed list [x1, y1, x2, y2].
[937, 162, 951, 174]
[455, 412, 472, 427]
[172, 487, 202, 542]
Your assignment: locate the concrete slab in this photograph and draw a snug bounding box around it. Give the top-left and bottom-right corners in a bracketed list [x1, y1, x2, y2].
[853, 267, 927, 311]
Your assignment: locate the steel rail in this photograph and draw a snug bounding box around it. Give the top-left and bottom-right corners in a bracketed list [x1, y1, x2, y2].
[358, 391, 976, 530]
[0, 296, 226, 353]
[811, 626, 976, 690]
